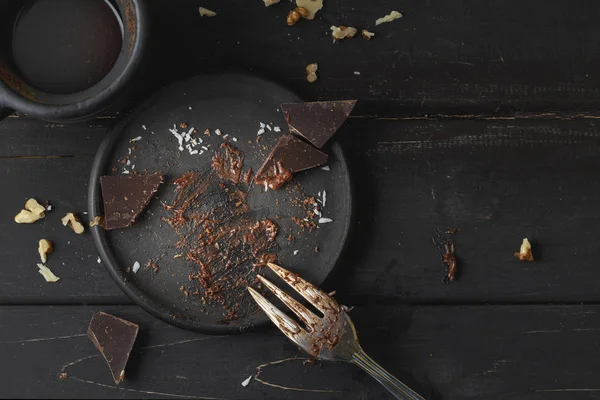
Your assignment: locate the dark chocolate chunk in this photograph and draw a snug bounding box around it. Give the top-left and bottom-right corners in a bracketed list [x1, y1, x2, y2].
[256, 134, 328, 190]
[87, 312, 139, 385]
[281, 100, 357, 148]
[100, 173, 163, 230]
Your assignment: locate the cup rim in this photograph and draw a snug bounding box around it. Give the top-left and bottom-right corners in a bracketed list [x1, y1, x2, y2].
[0, 0, 148, 121]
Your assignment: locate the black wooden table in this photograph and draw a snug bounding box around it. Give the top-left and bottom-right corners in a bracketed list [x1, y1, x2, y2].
[3, 1, 600, 398]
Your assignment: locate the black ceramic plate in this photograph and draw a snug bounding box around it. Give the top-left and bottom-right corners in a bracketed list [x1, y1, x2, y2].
[89, 74, 352, 334]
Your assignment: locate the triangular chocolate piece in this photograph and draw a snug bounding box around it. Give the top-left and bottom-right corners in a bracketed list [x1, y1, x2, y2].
[256, 134, 328, 191]
[100, 173, 163, 230]
[281, 100, 357, 148]
[87, 312, 139, 385]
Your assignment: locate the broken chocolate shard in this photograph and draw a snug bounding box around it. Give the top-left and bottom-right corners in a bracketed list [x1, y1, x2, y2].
[100, 173, 163, 230]
[87, 312, 139, 385]
[256, 134, 328, 190]
[281, 100, 357, 148]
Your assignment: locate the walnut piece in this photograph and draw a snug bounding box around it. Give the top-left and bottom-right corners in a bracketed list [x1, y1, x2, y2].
[61, 213, 85, 234]
[330, 25, 358, 40]
[514, 238, 534, 261]
[38, 239, 53, 263]
[296, 0, 323, 19]
[38, 264, 60, 283]
[306, 63, 318, 83]
[287, 7, 308, 25]
[263, 0, 280, 5]
[199, 7, 217, 17]
[89, 215, 106, 228]
[14, 198, 46, 224]
[375, 10, 402, 26]
[361, 29, 375, 40]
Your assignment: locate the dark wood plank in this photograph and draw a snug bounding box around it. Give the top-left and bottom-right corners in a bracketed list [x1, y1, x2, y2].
[3, 304, 600, 399]
[0, 117, 110, 157]
[136, 0, 600, 116]
[334, 117, 600, 304]
[4, 117, 600, 304]
[0, 157, 128, 304]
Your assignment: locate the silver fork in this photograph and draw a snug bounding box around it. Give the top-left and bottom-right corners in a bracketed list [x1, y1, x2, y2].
[247, 263, 427, 400]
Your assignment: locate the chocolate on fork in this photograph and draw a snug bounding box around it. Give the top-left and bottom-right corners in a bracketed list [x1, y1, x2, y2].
[248, 263, 426, 400]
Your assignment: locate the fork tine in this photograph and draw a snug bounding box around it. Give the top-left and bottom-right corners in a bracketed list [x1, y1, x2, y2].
[247, 287, 304, 337]
[257, 274, 319, 330]
[267, 263, 341, 314]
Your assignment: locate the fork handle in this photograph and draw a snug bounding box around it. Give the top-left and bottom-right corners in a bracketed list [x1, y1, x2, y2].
[352, 350, 427, 400]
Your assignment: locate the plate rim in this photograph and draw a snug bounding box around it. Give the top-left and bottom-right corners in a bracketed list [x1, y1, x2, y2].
[88, 73, 353, 334]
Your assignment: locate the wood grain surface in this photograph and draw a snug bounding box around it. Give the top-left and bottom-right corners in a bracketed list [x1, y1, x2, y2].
[2, 0, 600, 398]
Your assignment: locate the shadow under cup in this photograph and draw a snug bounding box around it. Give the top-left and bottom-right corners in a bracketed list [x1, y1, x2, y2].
[0, 0, 147, 122]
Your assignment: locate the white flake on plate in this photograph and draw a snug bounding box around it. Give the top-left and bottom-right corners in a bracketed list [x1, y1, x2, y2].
[354, 71, 361, 75]
[123, 169, 130, 174]
[202, 146, 209, 151]
[321, 165, 330, 171]
[322, 190, 327, 207]
[142, 125, 147, 130]
[257, 128, 265, 135]
[215, 129, 222, 136]
[97, 257, 102, 264]
[131, 165, 135, 170]
[131, 136, 142, 142]
[274, 126, 281, 132]
[128, 148, 132, 155]
[190, 150, 199, 155]
[233, 137, 238, 142]
[132, 261, 141, 273]
[259, 122, 266, 128]
[319, 217, 333, 224]
[318, 191, 322, 196]
[126, 159, 131, 166]
[314, 208, 322, 216]
[241, 376, 252, 387]
[189, 106, 192, 110]
[293, 250, 299, 255]
[223, 134, 229, 139]
[266, 125, 272, 131]
[46, 205, 52, 211]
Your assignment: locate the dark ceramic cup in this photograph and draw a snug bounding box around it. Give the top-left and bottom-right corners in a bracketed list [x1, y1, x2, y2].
[0, 0, 147, 122]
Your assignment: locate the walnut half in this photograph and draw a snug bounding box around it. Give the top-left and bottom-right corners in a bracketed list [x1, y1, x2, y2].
[14, 198, 46, 224]
[61, 213, 85, 234]
[38, 239, 53, 263]
[330, 25, 358, 41]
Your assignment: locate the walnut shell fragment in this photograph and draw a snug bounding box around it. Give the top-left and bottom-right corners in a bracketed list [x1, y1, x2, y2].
[199, 7, 217, 17]
[38, 264, 60, 283]
[361, 29, 375, 40]
[514, 238, 534, 261]
[306, 63, 318, 83]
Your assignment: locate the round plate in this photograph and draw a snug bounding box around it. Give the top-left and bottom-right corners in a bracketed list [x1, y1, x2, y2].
[89, 74, 352, 334]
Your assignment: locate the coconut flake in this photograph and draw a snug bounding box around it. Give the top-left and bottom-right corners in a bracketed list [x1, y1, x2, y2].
[257, 128, 265, 136]
[241, 376, 252, 387]
[266, 125, 272, 131]
[97, 257, 102, 264]
[319, 218, 333, 224]
[274, 126, 281, 132]
[38, 264, 60, 282]
[322, 190, 327, 207]
[123, 169, 130, 175]
[233, 137, 238, 142]
[142, 125, 147, 130]
[215, 129, 222, 136]
[132, 261, 141, 273]
[354, 71, 361, 75]
[293, 250, 299, 255]
[259, 122, 266, 128]
[131, 136, 142, 142]
[321, 165, 330, 171]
